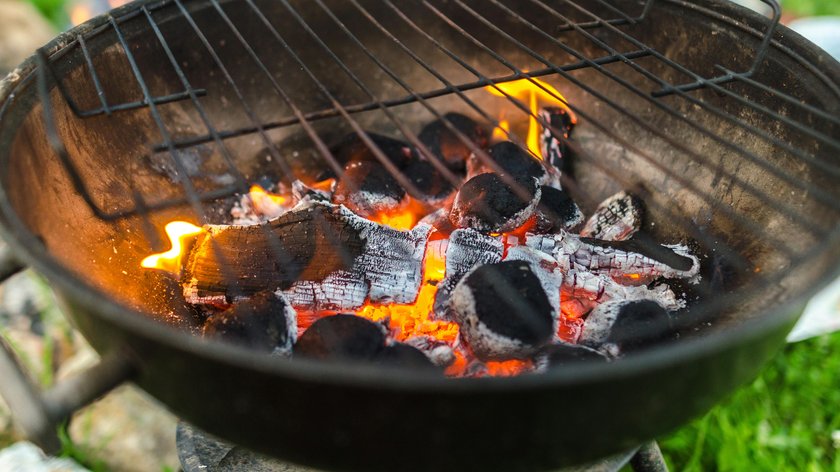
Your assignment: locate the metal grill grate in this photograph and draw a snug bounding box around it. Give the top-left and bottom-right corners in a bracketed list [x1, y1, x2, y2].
[30, 0, 840, 328]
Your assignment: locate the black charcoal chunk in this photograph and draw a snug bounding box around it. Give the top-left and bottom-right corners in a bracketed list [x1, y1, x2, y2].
[333, 160, 406, 217]
[419, 112, 488, 172]
[376, 343, 439, 371]
[451, 261, 554, 360]
[535, 186, 583, 233]
[580, 191, 644, 241]
[402, 158, 456, 201]
[202, 292, 296, 354]
[450, 173, 540, 233]
[469, 141, 547, 184]
[580, 300, 672, 355]
[331, 132, 415, 168]
[294, 314, 385, 361]
[537, 342, 607, 370]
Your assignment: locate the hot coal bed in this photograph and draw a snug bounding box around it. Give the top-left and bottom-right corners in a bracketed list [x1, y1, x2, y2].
[142, 102, 701, 378]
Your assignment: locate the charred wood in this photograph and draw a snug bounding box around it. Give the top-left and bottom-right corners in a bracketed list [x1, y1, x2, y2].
[580, 191, 644, 241]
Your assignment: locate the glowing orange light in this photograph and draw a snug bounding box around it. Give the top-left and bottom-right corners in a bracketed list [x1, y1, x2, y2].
[627, 273, 641, 280]
[355, 238, 458, 344]
[248, 184, 288, 215]
[485, 359, 533, 377]
[108, 0, 130, 8]
[310, 178, 336, 193]
[372, 211, 417, 231]
[140, 221, 204, 276]
[486, 77, 575, 160]
[492, 119, 510, 142]
[70, 4, 93, 25]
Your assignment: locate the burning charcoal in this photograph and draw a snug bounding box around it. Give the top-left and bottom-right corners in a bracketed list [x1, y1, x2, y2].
[562, 269, 683, 311]
[534, 186, 584, 233]
[184, 202, 431, 309]
[294, 314, 386, 361]
[525, 231, 700, 286]
[333, 160, 406, 218]
[468, 141, 547, 184]
[579, 300, 673, 356]
[332, 132, 415, 169]
[580, 191, 644, 241]
[376, 343, 439, 371]
[535, 342, 607, 370]
[433, 229, 503, 318]
[450, 173, 541, 233]
[402, 158, 456, 202]
[539, 106, 575, 176]
[450, 261, 554, 360]
[406, 335, 456, 367]
[418, 112, 488, 172]
[202, 292, 297, 354]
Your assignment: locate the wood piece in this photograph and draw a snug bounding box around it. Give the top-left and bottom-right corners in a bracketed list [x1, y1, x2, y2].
[184, 202, 431, 309]
[294, 314, 386, 361]
[450, 260, 555, 360]
[525, 231, 700, 285]
[580, 191, 644, 241]
[450, 172, 541, 233]
[539, 106, 575, 177]
[419, 112, 488, 172]
[202, 291, 297, 355]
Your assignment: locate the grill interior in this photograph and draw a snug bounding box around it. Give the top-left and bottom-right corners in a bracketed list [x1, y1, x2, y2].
[2, 0, 840, 349]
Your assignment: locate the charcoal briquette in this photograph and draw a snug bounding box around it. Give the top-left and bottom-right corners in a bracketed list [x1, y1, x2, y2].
[468, 141, 547, 184]
[376, 343, 439, 371]
[418, 112, 488, 172]
[536, 342, 608, 370]
[579, 300, 673, 355]
[450, 173, 540, 233]
[333, 160, 406, 217]
[450, 260, 554, 360]
[294, 314, 386, 361]
[534, 186, 583, 233]
[202, 291, 297, 354]
[331, 132, 416, 168]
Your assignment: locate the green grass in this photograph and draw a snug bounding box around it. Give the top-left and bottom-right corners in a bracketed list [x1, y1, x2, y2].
[660, 332, 840, 471]
[783, 0, 840, 16]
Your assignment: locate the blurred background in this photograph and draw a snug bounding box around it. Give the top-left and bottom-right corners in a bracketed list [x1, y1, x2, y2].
[0, 0, 838, 470]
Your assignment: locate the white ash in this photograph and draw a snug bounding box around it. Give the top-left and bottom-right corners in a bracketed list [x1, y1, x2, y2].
[445, 228, 504, 276]
[525, 231, 700, 284]
[357, 222, 432, 304]
[580, 191, 643, 241]
[533, 342, 607, 372]
[563, 269, 683, 311]
[405, 335, 456, 367]
[578, 299, 673, 357]
[503, 246, 563, 323]
[334, 188, 403, 215]
[278, 270, 369, 311]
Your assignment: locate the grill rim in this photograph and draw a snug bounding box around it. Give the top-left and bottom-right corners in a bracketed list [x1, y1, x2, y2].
[0, 0, 839, 390]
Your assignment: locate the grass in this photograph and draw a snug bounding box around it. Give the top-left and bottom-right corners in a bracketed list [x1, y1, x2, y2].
[659, 331, 840, 471]
[783, 0, 840, 16]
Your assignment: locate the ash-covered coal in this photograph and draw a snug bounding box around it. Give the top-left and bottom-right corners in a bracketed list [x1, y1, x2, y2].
[539, 106, 575, 175]
[202, 291, 297, 355]
[333, 160, 406, 218]
[469, 141, 548, 185]
[450, 260, 555, 360]
[450, 173, 541, 233]
[580, 300, 673, 357]
[536, 342, 607, 370]
[332, 132, 416, 169]
[376, 343, 439, 371]
[580, 191, 643, 241]
[534, 186, 583, 233]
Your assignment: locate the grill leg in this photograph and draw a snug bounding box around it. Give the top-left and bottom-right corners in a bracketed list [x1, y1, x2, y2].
[630, 441, 668, 472]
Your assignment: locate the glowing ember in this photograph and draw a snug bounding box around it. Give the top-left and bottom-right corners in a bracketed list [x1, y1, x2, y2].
[371, 210, 417, 231]
[140, 221, 204, 276]
[248, 184, 289, 218]
[356, 236, 458, 343]
[486, 359, 533, 377]
[486, 77, 576, 159]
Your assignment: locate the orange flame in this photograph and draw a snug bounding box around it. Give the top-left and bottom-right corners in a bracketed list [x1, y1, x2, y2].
[140, 221, 204, 276]
[356, 238, 458, 343]
[486, 77, 575, 159]
[248, 184, 288, 218]
[492, 119, 510, 142]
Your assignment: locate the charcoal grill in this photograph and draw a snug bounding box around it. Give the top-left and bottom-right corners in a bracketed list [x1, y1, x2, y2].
[0, 0, 839, 470]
